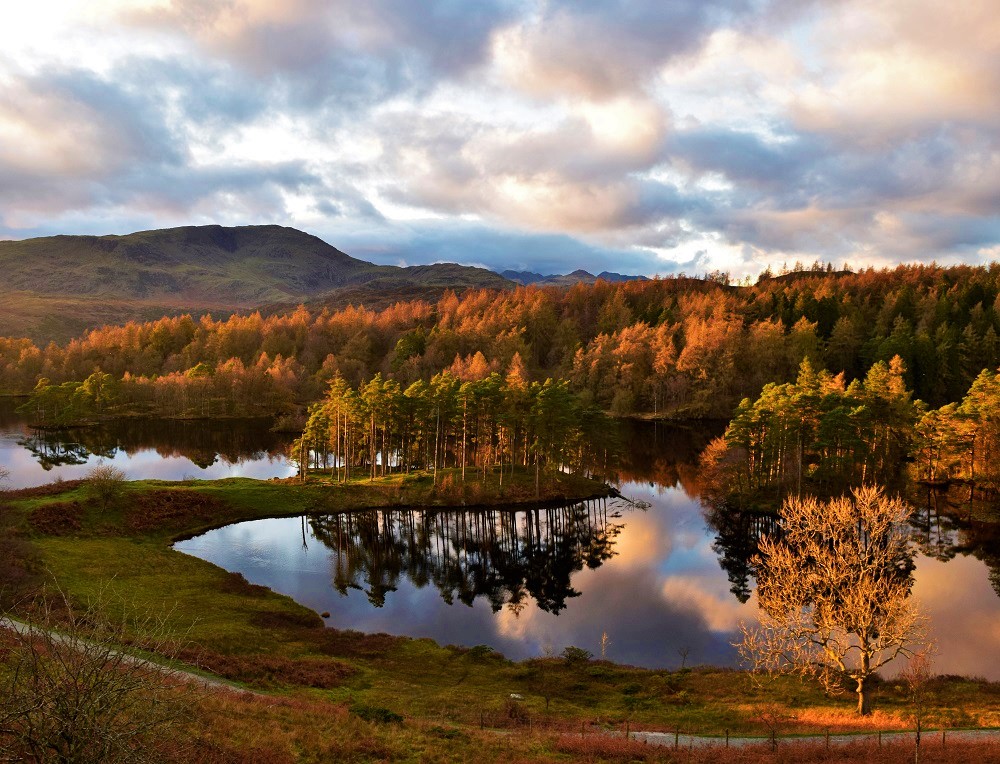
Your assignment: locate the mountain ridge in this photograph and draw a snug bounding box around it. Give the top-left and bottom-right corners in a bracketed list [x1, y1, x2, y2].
[0, 224, 512, 342]
[500, 268, 649, 286]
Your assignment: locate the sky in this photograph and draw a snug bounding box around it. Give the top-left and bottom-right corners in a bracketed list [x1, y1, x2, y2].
[1, 1, 997, 278]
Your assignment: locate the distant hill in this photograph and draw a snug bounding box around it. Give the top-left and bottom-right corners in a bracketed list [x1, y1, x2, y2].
[500, 269, 649, 286]
[0, 225, 512, 342]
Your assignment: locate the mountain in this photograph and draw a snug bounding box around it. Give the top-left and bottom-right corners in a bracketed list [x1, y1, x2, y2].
[500, 268, 648, 286]
[0, 225, 512, 342]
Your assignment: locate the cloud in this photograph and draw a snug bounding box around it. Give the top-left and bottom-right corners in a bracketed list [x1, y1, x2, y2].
[123, 0, 518, 109]
[0, 0, 996, 274]
[787, 0, 1000, 142]
[494, 0, 752, 100]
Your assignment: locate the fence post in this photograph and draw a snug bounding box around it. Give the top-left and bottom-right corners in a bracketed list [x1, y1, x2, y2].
[726, 729, 729, 748]
[942, 729, 946, 748]
[879, 730, 882, 747]
[826, 729, 830, 749]
[625, 720, 629, 740]
[675, 729, 679, 750]
[771, 729, 776, 752]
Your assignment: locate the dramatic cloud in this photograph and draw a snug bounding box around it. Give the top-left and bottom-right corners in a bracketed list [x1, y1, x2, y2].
[1, 0, 997, 276]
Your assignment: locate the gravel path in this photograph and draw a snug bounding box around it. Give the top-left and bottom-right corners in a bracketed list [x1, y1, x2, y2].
[630, 727, 1000, 749]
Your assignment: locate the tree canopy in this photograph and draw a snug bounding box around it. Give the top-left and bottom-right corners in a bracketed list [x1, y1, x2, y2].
[7, 263, 1000, 422]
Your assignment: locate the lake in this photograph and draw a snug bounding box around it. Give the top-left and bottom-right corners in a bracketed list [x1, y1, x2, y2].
[2, 406, 999, 677]
[0, 400, 297, 488]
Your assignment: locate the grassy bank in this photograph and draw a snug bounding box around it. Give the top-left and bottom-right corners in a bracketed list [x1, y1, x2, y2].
[3, 473, 1000, 761]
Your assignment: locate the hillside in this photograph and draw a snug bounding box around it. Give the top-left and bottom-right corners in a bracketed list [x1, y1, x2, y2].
[0, 225, 512, 342]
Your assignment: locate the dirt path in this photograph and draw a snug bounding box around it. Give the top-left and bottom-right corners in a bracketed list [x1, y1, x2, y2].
[0, 616, 261, 696]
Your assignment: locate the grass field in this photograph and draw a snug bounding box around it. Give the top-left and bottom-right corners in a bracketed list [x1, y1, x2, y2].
[3, 471, 1000, 761]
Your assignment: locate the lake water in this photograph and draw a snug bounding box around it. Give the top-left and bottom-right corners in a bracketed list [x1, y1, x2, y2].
[3, 405, 999, 677]
[0, 401, 297, 488]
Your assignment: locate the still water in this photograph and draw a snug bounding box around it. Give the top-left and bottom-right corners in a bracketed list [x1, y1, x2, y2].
[0, 401, 296, 488]
[2, 404, 999, 677]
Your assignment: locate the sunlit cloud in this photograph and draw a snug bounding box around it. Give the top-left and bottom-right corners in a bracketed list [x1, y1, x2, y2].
[0, 0, 996, 275]
[661, 576, 751, 632]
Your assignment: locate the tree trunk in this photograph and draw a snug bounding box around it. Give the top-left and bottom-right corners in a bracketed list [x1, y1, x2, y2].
[370, 411, 376, 481]
[433, 406, 440, 485]
[856, 676, 872, 715]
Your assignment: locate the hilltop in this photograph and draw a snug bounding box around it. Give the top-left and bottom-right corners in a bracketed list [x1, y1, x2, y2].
[0, 225, 512, 342]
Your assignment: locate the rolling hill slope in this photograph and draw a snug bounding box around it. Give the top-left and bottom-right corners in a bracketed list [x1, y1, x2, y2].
[0, 225, 512, 341]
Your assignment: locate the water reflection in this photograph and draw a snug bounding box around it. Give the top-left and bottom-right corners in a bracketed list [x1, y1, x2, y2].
[308, 500, 622, 612]
[175, 486, 746, 667]
[911, 486, 1000, 598]
[0, 402, 295, 487]
[703, 507, 778, 604]
[3, 399, 1000, 677]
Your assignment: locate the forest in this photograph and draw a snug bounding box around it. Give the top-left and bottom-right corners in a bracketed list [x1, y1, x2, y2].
[292, 370, 593, 490]
[702, 355, 1000, 506]
[5, 262, 1000, 423]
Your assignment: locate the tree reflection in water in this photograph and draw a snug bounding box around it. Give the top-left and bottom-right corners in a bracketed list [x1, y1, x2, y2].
[910, 485, 1000, 598]
[703, 483, 1000, 605]
[703, 505, 778, 604]
[307, 500, 623, 613]
[11, 416, 292, 471]
[16, 430, 94, 469]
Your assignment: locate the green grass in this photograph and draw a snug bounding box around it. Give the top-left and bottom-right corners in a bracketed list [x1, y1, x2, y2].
[6, 472, 1000, 762]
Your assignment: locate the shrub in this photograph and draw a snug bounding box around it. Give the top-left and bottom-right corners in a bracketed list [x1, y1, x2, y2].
[349, 703, 403, 725]
[0, 591, 194, 764]
[562, 645, 594, 665]
[84, 463, 128, 511]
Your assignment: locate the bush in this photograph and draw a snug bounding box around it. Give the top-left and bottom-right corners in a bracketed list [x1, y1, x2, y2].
[0, 591, 194, 763]
[562, 645, 594, 665]
[464, 644, 499, 662]
[349, 703, 403, 725]
[85, 463, 128, 511]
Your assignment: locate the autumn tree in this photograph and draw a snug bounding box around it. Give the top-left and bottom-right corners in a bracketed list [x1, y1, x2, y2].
[739, 486, 925, 715]
[10, 262, 1000, 423]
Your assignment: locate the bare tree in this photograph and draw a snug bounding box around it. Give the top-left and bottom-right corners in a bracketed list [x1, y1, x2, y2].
[85, 463, 128, 511]
[0, 464, 9, 489]
[901, 649, 936, 759]
[677, 645, 690, 670]
[739, 485, 926, 715]
[1, 591, 194, 763]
